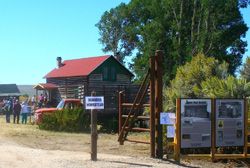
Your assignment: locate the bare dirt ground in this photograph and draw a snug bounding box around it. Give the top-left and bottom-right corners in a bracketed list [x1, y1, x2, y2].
[0, 116, 248, 168]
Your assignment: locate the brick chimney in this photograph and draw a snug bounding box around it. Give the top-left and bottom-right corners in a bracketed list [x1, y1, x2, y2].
[56, 57, 64, 68]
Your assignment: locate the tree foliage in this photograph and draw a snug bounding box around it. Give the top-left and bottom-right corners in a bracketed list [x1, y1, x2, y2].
[96, 3, 135, 64]
[164, 54, 250, 111]
[240, 57, 250, 81]
[97, 0, 249, 83]
[201, 76, 250, 98]
[164, 53, 228, 110]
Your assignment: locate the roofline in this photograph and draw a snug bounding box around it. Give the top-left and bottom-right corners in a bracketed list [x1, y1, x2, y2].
[87, 55, 111, 75]
[89, 56, 134, 77]
[44, 55, 111, 79]
[0, 93, 22, 96]
[62, 55, 110, 62]
[45, 75, 87, 79]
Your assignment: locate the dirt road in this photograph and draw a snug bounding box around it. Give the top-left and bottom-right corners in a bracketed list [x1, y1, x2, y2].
[0, 136, 187, 168]
[0, 116, 247, 168]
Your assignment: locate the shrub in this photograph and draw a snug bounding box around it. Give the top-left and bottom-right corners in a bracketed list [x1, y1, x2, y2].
[97, 114, 118, 133]
[38, 108, 90, 132]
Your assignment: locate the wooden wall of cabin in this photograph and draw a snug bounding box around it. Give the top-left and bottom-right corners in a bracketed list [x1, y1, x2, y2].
[86, 72, 133, 114]
[86, 84, 142, 115]
[88, 74, 131, 85]
[46, 74, 142, 116]
[46, 76, 87, 103]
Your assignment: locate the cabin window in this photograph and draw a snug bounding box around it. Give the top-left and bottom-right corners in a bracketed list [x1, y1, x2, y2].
[102, 67, 117, 81]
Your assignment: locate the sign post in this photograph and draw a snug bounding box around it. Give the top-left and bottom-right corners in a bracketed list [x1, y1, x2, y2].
[85, 92, 104, 161]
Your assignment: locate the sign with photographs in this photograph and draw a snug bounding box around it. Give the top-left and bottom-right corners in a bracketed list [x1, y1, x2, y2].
[216, 99, 244, 147]
[181, 99, 211, 148]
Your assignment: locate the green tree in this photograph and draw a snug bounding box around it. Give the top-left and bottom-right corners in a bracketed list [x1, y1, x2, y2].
[97, 0, 249, 83]
[96, 3, 135, 64]
[164, 54, 250, 111]
[240, 57, 250, 81]
[201, 76, 250, 98]
[164, 53, 228, 110]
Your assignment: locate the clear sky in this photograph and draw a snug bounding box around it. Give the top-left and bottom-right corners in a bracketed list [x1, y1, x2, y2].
[0, 0, 249, 85]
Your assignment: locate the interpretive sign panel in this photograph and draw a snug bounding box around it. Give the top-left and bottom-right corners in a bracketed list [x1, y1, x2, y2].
[85, 96, 104, 110]
[215, 99, 244, 147]
[181, 99, 211, 148]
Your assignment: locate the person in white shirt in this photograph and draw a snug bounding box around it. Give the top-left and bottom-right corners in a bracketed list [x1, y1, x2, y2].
[21, 101, 30, 124]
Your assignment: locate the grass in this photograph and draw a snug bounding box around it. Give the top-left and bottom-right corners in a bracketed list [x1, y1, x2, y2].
[0, 115, 150, 157]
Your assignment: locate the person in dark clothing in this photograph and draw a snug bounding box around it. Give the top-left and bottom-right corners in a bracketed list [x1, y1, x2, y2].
[3, 100, 11, 123]
[13, 100, 21, 124]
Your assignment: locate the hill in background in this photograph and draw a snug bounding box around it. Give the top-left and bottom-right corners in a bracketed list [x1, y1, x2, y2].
[17, 85, 36, 97]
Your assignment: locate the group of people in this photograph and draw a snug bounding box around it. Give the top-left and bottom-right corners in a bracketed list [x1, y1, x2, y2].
[38, 93, 48, 108]
[1, 97, 31, 124]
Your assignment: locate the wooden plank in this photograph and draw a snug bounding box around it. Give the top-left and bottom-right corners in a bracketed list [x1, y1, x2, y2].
[119, 91, 124, 145]
[214, 154, 245, 159]
[211, 98, 216, 161]
[155, 50, 163, 159]
[122, 115, 150, 120]
[122, 103, 150, 107]
[174, 98, 181, 162]
[244, 99, 248, 158]
[125, 127, 150, 132]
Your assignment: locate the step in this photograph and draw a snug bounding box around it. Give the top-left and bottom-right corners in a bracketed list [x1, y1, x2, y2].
[125, 127, 150, 132]
[122, 115, 150, 120]
[122, 103, 150, 107]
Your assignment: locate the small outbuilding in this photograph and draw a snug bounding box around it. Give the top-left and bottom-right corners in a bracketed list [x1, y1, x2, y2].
[0, 84, 21, 100]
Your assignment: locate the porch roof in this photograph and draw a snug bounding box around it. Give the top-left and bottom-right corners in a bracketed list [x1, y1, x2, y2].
[33, 83, 58, 90]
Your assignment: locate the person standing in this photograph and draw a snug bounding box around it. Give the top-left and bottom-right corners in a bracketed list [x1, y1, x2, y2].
[3, 100, 11, 123]
[21, 101, 30, 124]
[31, 95, 36, 106]
[38, 94, 44, 108]
[13, 100, 21, 124]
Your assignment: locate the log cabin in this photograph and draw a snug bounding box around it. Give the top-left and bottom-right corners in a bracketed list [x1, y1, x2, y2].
[34, 55, 136, 114]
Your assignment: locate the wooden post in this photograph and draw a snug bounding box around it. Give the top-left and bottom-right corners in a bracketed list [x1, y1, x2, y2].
[174, 98, 181, 162]
[150, 56, 156, 158]
[211, 98, 216, 162]
[91, 91, 97, 161]
[119, 91, 124, 145]
[244, 98, 248, 158]
[155, 50, 163, 159]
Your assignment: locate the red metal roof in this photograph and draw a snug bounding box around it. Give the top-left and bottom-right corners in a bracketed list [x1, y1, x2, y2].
[44, 55, 110, 78]
[33, 83, 58, 90]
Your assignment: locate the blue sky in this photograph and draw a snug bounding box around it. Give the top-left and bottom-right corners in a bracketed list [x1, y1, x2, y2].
[0, 0, 249, 85]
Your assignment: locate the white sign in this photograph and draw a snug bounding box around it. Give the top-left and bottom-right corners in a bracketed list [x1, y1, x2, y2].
[160, 112, 176, 125]
[167, 126, 175, 138]
[85, 96, 104, 109]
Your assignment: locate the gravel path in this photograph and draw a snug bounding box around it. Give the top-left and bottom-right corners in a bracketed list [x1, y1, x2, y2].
[0, 139, 187, 168]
